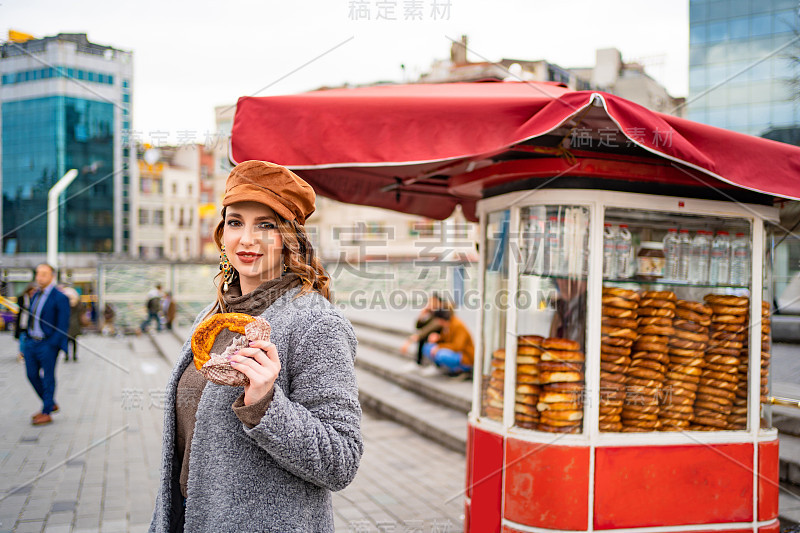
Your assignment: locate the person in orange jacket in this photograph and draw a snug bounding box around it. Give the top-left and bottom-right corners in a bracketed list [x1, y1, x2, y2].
[422, 309, 474, 376]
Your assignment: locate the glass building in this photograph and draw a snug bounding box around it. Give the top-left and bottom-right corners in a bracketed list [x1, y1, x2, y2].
[689, 1, 800, 308]
[0, 33, 133, 255]
[688, 0, 799, 137]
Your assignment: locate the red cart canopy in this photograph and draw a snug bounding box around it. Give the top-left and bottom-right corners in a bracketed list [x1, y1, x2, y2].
[230, 82, 800, 221]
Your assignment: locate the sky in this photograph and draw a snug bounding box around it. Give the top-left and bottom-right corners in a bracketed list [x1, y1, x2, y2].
[3, 0, 689, 144]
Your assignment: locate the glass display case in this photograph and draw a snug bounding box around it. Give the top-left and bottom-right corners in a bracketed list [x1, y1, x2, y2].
[475, 191, 774, 436]
[468, 188, 779, 532]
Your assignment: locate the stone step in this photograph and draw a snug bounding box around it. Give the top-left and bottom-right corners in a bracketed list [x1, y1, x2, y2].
[355, 367, 467, 454]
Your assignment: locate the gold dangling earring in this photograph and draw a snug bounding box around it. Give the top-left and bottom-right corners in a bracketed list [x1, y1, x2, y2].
[220, 244, 234, 291]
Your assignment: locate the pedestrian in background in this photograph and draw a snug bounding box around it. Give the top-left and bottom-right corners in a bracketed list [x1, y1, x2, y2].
[149, 160, 362, 532]
[400, 292, 452, 366]
[163, 291, 177, 330]
[23, 264, 70, 426]
[422, 308, 474, 378]
[102, 303, 116, 336]
[15, 284, 36, 362]
[62, 286, 84, 362]
[141, 284, 163, 333]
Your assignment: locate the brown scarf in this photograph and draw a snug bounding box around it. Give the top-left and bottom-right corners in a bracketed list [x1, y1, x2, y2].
[223, 272, 302, 314]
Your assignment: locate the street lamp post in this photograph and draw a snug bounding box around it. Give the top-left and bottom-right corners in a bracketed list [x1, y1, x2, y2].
[47, 169, 79, 269]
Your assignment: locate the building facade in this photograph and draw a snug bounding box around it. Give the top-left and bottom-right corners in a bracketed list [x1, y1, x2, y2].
[688, 1, 800, 306]
[131, 144, 201, 261]
[0, 32, 134, 261]
[688, 0, 799, 136]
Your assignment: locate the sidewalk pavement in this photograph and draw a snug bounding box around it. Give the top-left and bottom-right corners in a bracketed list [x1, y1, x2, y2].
[0, 328, 464, 533]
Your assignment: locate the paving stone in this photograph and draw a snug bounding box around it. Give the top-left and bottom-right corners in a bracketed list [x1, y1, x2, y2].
[14, 521, 45, 533]
[43, 524, 71, 533]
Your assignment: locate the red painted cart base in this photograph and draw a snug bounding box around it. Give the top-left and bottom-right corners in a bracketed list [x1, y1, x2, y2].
[464, 422, 779, 533]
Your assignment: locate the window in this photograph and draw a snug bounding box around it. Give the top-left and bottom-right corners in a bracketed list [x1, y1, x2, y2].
[153, 209, 164, 226]
[188, 184, 193, 196]
[139, 209, 149, 225]
[172, 183, 177, 195]
[170, 207, 175, 223]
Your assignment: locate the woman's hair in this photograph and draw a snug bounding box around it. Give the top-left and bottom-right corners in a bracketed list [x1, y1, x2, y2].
[208, 206, 331, 314]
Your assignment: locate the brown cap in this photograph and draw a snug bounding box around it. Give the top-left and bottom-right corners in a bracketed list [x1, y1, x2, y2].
[222, 160, 315, 224]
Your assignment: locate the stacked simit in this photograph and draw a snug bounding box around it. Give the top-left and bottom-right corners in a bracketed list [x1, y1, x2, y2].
[514, 336, 543, 429]
[536, 337, 585, 434]
[661, 299, 712, 430]
[483, 349, 506, 421]
[599, 287, 639, 432]
[691, 295, 747, 430]
[620, 290, 676, 432]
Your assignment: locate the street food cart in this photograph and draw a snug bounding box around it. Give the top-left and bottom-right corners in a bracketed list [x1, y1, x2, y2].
[230, 82, 800, 532]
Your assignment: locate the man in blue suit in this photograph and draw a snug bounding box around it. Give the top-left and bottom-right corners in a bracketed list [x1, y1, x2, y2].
[24, 263, 70, 426]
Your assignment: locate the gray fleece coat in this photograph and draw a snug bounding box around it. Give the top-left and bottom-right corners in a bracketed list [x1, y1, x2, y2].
[149, 287, 362, 532]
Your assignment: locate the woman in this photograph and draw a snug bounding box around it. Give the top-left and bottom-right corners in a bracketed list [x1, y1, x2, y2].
[149, 161, 362, 532]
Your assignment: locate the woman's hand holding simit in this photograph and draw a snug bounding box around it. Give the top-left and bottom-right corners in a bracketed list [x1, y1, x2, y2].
[228, 339, 281, 406]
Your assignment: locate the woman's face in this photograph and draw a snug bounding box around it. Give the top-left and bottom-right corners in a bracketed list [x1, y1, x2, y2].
[223, 202, 284, 289]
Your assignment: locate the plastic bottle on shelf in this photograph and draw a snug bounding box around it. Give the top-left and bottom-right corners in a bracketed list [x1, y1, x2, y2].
[709, 231, 731, 285]
[615, 224, 632, 279]
[730, 232, 751, 286]
[603, 223, 617, 279]
[677, 229, 691, 282]
[546, 216, 561, 276]
[662, 228, 680, 281]
[521, 214, 541, 274]
[688, 230, 711, 284]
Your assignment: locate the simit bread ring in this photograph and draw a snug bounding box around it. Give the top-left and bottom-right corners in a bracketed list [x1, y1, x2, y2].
[601, 326, 639, 340]
[603, 287, 641, 300]
[639, 316, 672, 326]
[632, 351, 670, 364]
[704, 294, 749, 307]
[712, 314, 747, 325]
[672, 329, 709, 343]
[676, 300, 712, 315]
[706, 346, 741, 357]
[541, 349, 585, 362]
[630, 358, 667, 373]
[542, 337, 581, 351]
[639, 316, 673, 327]
[640, 298, 677, 309]
[602, 335, 634, 347]
[519, 335, 544, 347]
[641, 290, 677, 301]
[675, 308, 712, 325]
[603, 306, 637, 318]
[639, 325, 675, 336]
[710, 304, 748, 316]
[601, 344, 631, 356]
[638, 307, 676, 318]
[538, 361, 581, 372]
[668, 338, 706, 351]
[672, 319, 708, 333]
[518, 345, 543, 356]
[602, 295, 639, 310]
[192, 312, 256, 371]
[602, 317, 639, 329]
[633, 341, 669, 354]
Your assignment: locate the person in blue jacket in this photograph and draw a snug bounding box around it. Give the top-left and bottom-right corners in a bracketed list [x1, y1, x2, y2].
[23, 263, 70, 426]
